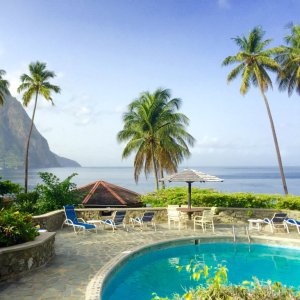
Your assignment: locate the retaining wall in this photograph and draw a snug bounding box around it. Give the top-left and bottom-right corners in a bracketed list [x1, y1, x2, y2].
[32, 207, 300, 231]
[0, 232, 55, 282]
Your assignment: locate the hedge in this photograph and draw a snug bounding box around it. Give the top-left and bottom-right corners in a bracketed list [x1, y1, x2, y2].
[141, 187, 300, 210]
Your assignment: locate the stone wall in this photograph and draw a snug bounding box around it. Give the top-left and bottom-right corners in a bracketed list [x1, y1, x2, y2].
[32, 207, 300, 231]
[76, 207, 167, 223]
[33, 210, 65, 231]
[212, 207, 300, 224]
[0, 232, 55, 282]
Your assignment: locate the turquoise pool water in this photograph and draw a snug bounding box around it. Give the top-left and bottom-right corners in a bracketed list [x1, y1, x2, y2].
[102, 243, 300, 300]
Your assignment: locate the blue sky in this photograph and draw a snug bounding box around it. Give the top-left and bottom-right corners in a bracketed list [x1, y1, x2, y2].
[1, 0, 300, 167]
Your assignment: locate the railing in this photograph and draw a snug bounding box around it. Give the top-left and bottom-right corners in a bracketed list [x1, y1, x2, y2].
[245, 226, 251, 243]
[232, 225, 236, 242]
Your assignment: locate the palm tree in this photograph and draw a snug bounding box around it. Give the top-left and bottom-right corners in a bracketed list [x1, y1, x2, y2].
[275, 24, 300, 96]
[0, 69, 9, 105]
[117, 88, 195, 191]
[17, 61, 61, 193]
[222, 27, 288, 195]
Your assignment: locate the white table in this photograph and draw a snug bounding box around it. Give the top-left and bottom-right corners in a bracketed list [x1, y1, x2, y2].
[248, 219, 264, 231]
[87, 219, 103, 228]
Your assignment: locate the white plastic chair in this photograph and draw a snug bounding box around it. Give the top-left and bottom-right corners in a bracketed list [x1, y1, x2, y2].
[167, 205, 187, 230]
[194, 209, 214, 232]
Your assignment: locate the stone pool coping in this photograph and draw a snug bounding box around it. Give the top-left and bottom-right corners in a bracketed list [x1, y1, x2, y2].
[85, 235, 300, 300]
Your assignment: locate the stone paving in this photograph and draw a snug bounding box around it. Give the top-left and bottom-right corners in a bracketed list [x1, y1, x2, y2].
[0, 224, 299, 300]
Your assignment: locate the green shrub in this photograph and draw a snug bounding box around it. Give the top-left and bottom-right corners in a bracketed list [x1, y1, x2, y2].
[0, 177, 23, 195]
[34, 172, 83, 214]
[276, 196, 300, 211]
[152, 263, 299, 300]
[14, 192, 39, 214]
[141, 187, 300, 210]
[0, 209, 39, 247]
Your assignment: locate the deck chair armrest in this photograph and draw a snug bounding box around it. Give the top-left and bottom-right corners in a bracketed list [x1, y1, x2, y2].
[194, 216, 203, 221]
[264, 218, 271, 224]
[77, 218, 86, 223]
[65, 218, 75, 225]
[132, 217, 142, 223]
[102, 219, 115, 226]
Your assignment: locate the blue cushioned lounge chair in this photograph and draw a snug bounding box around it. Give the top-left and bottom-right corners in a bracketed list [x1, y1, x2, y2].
[62, 205, 97, 234]
[284, 218, 300, 234]
[101, 210, 127, 232]
[130, 211, 156, 231]
[264, 212, 288, 233]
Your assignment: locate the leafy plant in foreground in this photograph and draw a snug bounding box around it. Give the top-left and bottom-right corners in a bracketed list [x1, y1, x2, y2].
[152, 262, 299, 300]
[0, 208, 38, 247]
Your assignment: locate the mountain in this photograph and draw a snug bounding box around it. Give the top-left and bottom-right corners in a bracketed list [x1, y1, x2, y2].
[0, 94, 80, 169]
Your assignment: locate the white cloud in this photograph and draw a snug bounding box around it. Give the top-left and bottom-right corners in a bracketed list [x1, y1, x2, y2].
[217, 0, 230, 9]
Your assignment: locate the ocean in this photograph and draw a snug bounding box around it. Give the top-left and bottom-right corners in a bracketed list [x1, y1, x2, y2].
[1, 166, 300, 196]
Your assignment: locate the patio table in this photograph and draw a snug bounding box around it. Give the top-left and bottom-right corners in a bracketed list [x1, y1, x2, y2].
[248, 219, 264, 231]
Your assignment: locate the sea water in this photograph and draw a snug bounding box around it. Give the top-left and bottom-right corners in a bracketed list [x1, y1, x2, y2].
[1, 166, 300, 195]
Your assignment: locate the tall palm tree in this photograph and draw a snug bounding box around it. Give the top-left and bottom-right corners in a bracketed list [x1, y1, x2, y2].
[117, 88, 195, 191]
[17, 61, 61, 193]
[275, 24, 300, 96]
[222, 27, 288, 195]
[0, 69, 9, 105]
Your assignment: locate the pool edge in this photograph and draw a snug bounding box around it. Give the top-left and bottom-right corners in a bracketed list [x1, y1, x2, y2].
[85, 235, 300, 300]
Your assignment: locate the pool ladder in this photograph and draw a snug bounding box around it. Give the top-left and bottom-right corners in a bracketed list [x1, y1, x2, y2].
[232, 225, 236, 242]
[232, 225, 251, 243]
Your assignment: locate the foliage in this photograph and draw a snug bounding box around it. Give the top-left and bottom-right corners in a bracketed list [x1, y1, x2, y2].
[0, 69, 9, 105]
[0, 208, 39, 247]
[152, 262, 299, 300]
[0, 177, 23, 195]
[14, 192, 39, 214]
[117, 88, 195, 190]
[275, 23, 300, 96]
[33, 172, 82, 214]
[141, 187, 300, 210]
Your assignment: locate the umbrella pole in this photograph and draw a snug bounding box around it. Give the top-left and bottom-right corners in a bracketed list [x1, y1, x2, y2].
[188, 182, 191, 209]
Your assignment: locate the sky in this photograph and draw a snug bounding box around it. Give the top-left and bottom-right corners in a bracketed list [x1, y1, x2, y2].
[0, 0, 300, 167]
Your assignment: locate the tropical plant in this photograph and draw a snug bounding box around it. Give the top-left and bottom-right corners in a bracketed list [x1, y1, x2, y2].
[275, 23, 300, 96]
[0, 208, 38, 247]
[117, 88, 195, 191]
[152, 263, 299, 300]
[0, 177, 23, 195]
[34, 172, 82, 214]
[0, 69, 9, 105]
[14, 191, 39, 214]
[17, 61, 61, 193]
[222, 26, 288, 195]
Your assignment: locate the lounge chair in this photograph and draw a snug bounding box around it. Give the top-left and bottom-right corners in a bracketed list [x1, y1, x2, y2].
[62, 205, 97, 234]
[264, 212, 288, 233]
[194, 209, 214, 232]
[284, 219, 300, 234]
[130, 211, 156, 231]
[101, 210, 127, 232]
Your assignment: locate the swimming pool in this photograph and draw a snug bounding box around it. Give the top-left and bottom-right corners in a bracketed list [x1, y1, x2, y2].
[102, 242, 300, 300]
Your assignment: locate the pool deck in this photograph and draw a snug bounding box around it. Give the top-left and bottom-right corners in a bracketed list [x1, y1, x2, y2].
[0, 224, 299, 300]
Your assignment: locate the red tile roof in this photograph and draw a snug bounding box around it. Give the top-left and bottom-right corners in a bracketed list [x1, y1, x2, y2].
[78, 181, 142, 207]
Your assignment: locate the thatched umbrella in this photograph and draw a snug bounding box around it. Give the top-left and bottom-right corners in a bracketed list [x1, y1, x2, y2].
[160, 169, 223, 209]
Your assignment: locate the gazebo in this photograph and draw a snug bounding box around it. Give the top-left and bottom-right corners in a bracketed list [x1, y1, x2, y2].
[78, 181, 142, 208]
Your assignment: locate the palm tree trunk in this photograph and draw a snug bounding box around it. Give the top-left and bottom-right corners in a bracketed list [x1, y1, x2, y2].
[259, 87, 288, 195]
[160, 167, 165, 189]
[151, 144, 159, 191]
[24, 91, 39, 193]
